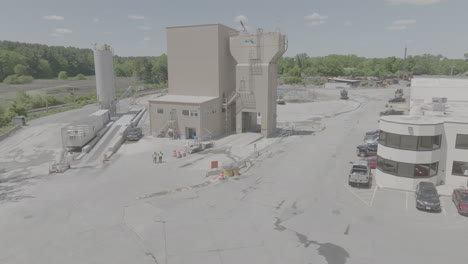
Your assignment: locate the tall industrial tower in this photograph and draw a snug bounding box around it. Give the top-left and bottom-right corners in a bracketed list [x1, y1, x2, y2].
[93, 44, 116, 115]
[230, 29, 287, 137]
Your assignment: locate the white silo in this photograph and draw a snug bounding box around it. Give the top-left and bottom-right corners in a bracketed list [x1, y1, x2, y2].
[93, 44, 116, 115]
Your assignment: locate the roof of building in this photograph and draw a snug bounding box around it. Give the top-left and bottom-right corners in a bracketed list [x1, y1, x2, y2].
[167, 23, 237, 32]
[328, 78, 360, 83]
[381, 113, 468, 125]
[412, 76, 468, 88]
[149, 95, 217, 104]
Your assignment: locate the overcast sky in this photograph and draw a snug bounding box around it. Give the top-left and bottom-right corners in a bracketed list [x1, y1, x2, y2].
[1, 0, 467, 58]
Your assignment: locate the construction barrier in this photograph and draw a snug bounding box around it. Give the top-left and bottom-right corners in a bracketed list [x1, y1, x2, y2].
[173, 150, 177, 157]
[218, 170, 225, 180]
[103, 154, 108, 164]
[177, 151, 182, 158]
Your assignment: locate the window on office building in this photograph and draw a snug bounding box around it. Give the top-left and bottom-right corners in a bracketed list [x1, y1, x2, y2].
[455, 134, 468, 149]
[418, 136, 433, 151]
[397, 162, 415, 177]
[400, 135, 418, 151]
[157, 108, 164, 114]
[386, 133, 400, 149]
[452, 161, 468, 176]
[377, 156, 438, 178]
[182, 110, 189, 116]
[189, 110, 198, 117]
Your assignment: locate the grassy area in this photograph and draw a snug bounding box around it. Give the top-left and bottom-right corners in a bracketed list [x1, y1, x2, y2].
[28, 104, 84, 121]
[0, 123, 15, 135]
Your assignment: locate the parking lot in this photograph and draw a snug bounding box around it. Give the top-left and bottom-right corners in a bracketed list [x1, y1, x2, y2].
[1, 85, 468, 264]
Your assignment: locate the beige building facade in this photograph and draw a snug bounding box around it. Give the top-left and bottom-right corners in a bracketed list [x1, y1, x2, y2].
[149, 24, 287, 139]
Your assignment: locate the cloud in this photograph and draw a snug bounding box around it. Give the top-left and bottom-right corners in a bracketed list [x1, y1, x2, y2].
[50, 33, 60, 37]
[128, 15, 145, 20]
[385, 0, 442, 5]
[393, 19, 417, 25]
[387, 25, 407, 30]
[307, 20, 325, 26]
[234, 15, 248, 24]
[304, 12, 328, 27]
[43, 15, 64, 21]
[387, 18, 416, 30]
[304, 12, 328, 21]
[55, 28, 72, 34]
[143, 37, 151, 41]
[344, 21, 352, 26]
[93, 18, 99, 23]
[138, 23, 152, 31]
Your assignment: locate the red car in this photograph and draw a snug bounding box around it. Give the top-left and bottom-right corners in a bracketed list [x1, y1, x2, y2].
[452, 189, 468, 216]
[366, 156, 377, 169]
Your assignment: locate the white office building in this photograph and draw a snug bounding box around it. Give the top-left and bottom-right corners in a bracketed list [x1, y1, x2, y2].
[376, 77, 468, 191]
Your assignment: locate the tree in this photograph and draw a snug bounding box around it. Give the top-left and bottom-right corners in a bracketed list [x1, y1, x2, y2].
[134, 57, 153, 83]
[152, 54, 168, 84]
[58, 71, 68, 80]
[37, 59, 53, 78]
[0, 50, 26, 80]
[14, 64, 28, 76]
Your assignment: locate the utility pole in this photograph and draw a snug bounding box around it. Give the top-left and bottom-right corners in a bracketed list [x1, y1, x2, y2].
[450, 65, 455, 76]
[403, 45, 408, 80]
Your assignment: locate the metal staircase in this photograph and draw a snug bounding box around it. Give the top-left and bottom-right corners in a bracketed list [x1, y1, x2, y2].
[157, 109, 180, 139]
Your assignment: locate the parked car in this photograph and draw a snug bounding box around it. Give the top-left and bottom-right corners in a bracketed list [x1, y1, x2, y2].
[364, 129, 381, 141]
[388, 97, 406, 103]
[126, 127, 143, 141]
[356, 143, 378, 157]
[365, 134, 379, 144]
[348, 161, 371, 188]
[380, 109, 405, 116]
[366, 156, 377, 169]
[415, 182, 441, 212]
[452, 188, 468, 216]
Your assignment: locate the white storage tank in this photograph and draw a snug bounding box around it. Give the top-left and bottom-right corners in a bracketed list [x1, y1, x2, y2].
[93, 44, 116, 115]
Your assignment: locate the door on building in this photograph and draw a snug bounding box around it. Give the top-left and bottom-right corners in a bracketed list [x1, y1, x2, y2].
[186, 127, 197, 139]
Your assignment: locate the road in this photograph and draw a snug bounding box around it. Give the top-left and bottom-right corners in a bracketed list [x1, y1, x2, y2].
[1, 86, 467, 264]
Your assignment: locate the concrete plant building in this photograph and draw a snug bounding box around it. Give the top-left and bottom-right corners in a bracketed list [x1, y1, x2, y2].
[149, 24, 287, 139]
[376, 77, 468, 191]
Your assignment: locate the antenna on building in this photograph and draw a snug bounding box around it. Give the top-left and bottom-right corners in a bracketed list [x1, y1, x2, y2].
[240, 20, 248, 33]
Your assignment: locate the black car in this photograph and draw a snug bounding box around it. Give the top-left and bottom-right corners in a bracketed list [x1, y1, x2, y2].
[356, 143, 378, 157]
[126, 127, 143, 141]
[415, 182, 441, 212]
[380, 109, 404, 116]
[388, 97, 406, 103]
[364, 129, 381, 141]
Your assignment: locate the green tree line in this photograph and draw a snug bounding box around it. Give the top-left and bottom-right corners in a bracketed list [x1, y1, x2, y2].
[0, 40, 168, 85]
[278, 54, 468, 78]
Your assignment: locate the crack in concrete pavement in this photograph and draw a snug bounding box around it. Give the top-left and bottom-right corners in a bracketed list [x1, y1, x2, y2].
[273, 203, 350, 264]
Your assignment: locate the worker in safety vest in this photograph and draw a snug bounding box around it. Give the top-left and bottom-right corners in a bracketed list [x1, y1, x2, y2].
[153, 152, 158, 163]
[159, 151, 163, 163]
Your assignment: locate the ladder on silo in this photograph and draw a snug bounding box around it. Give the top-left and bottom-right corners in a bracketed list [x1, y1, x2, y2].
[223, 92, 238, 133]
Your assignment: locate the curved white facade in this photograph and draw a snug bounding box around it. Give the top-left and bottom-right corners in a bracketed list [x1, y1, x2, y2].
[94, 45, 116, 115]
[376, 116, 444, 191]
[377, 114, 468, 191]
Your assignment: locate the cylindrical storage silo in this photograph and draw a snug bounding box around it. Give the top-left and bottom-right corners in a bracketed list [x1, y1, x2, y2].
[93, 44, 116, 115]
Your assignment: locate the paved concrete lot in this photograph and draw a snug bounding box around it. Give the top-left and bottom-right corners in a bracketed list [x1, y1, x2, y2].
[1, 85, 467, 264]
